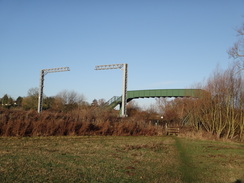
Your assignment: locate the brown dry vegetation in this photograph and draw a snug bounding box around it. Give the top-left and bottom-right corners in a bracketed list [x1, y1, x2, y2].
[0, 108, 159, 137]
[157, 63, 244, 142]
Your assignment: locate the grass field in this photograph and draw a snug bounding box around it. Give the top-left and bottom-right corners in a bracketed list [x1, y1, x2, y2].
[0, 136, 243, 183]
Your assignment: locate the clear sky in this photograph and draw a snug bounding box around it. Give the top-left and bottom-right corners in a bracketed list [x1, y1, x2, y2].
[0, 0, 243, 107]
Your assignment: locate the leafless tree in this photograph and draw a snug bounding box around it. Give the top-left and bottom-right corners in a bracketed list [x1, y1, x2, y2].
[27, 87, 39, 97]
[155, 98, 168, 114]
[126, 101, 141, 116]
[97, 99, 106, 106]
[190, 64, 243, 140]
[56, 90, 85, 105]
[157, 63, 243, 140]
[228, 22, 244, 71]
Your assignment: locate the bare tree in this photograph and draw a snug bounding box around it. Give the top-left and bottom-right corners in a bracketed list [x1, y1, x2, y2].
[188, 64, 244, 139]
[155, 98, 187, 125]
[27, 87, 39, 97]
[126, 101, 141, 116]
[97, 98, 106, 106]
[228, 22, 244, 71]
[56, 90, 85, 105]
[54, 90, 86, 111]
[161, 63, 244, 140]
[155, 98, 168, 114]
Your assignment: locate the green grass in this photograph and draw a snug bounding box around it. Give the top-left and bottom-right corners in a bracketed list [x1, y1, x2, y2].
[174, 137, 244, 183]
[0, 136, 243, 183]
[174, 137, 199, 183]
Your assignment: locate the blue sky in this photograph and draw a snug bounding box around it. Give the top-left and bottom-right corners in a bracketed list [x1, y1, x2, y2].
[0, 0, 243, 107]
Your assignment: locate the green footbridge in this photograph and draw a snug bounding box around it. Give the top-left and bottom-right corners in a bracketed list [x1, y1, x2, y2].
[106, 89, 204, 108]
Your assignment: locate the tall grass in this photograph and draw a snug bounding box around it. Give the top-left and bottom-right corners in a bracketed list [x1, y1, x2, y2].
[0, 108, 159, 137]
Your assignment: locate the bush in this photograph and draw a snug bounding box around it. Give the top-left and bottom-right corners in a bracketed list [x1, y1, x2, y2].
[0, 108, 161, 137]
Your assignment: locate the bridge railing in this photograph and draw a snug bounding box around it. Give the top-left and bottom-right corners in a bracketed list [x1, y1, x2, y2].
[106, 96, 122, 106]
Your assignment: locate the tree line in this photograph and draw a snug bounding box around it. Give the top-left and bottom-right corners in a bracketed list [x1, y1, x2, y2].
[0, 88, 89, 112]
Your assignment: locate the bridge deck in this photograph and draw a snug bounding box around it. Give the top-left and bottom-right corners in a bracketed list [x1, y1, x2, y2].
[108, 89, 204, 108]
[127, 89, 202, 100]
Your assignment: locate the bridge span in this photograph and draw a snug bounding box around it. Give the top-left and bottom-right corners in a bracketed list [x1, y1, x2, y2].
[107, 89, 204, 109]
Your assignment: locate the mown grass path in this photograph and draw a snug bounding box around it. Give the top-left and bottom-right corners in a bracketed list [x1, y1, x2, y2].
[173, 136, 244, 183]
[174, 137, 199, 183]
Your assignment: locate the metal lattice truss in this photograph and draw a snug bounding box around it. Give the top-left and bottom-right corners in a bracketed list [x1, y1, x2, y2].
[42, 67, 70, 75]
[95, 63, 128, 117]
[95, 64, 124, 70]
[38, 67, 70, 113]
